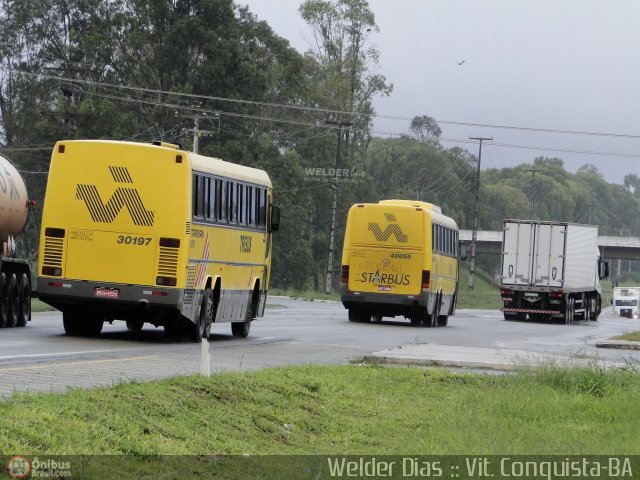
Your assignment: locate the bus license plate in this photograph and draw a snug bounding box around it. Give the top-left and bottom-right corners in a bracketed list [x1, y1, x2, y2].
[95, 287, 120, 299]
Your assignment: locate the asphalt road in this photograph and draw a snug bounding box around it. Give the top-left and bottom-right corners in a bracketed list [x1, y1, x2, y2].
[1, 297, 639, 397]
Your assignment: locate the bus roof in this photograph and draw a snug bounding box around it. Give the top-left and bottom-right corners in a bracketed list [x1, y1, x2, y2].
[379, 199, 442, 213]
[189, 151, 271, 187]
[55, 140, 272, 188]
[351, 200, 458, 230]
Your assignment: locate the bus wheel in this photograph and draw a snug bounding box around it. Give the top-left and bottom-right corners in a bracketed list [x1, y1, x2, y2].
[231, 320, 250, 338]
[193, 290, 213, 343]
[437, 315, 448, 327]
[409, 308, 425, 327]
[232, 294, 255, 338]
[0, 272, 7, 328]
[126, 320, 144, 332]
[5, 273, 19, 328]
[63, 311, 84, 336]
[425, 297, 439, 328]
[84, 317, 104, 336]
[16, 273, 31, 327]
[372, 314, 383, 322]
[348, 309, 370, 323]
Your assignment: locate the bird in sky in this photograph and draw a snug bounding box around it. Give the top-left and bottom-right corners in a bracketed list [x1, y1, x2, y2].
[457, 60, 466, 65]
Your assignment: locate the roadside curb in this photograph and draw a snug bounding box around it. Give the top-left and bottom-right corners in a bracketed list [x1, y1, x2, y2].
[363, 354, 517, 371]
[595, 340, 640, 350]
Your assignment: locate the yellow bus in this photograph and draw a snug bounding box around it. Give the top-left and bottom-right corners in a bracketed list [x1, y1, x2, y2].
[340, 199, 461, 327]
[37, 140, 280, 341]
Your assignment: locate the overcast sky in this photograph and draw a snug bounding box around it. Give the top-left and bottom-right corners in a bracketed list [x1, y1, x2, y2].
[240, 0, 640, 185]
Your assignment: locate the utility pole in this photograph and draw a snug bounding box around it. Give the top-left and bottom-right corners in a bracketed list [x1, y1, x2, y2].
[468, 136, 492, 289]
[190, 114, 219, 154]
[524, 168, 538, 219]
[325, 119, 352, 294]
[193, 116, 201, 154]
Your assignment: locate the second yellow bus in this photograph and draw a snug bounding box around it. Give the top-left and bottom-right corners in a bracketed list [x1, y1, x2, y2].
[340, 199, 461, 327]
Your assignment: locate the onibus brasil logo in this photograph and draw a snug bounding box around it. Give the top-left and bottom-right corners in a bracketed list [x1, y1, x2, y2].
[7, 456, 72, 478]
[76, 166, 155, 226]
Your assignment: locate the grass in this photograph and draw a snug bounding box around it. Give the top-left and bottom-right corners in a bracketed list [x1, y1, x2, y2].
[613, 331, 640, 342]
[270, 287, 340, 302]
[2, 364, 639, 456]
[31, 298, 57, 313]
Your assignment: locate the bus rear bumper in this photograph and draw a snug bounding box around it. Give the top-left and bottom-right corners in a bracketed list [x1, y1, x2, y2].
[340, 288, 430, 316]
[37, 277, 182, 320]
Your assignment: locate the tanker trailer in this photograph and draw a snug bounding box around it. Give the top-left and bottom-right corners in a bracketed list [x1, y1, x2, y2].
[0, 152, 33, 328]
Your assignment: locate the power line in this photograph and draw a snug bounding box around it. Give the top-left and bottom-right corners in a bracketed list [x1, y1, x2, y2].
[12, 69, 640, 141]
[9, 69, 640, 163]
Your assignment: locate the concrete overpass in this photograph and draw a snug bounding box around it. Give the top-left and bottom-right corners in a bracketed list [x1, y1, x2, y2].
[459, 230, 640, 260]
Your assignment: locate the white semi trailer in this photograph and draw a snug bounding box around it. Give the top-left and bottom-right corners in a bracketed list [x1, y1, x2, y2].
[499, 219, 609, 324]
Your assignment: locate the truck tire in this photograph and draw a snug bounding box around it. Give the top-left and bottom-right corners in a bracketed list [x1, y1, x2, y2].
[564, 298, 574, 325]
[16, 273, 30, 327]
[0, 272, 7, 328]
[5, 273, 19, 328]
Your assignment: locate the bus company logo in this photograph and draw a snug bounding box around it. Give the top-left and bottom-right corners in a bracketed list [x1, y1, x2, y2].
[368, 222, 408, 243]
[75, 166, 155, 226]
[6, 456, 30, 479]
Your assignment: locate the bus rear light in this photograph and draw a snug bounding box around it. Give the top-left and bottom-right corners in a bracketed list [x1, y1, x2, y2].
[42, 266, 62, 276]
[44, 227, 65, 238]
[144, 290, 169, 297]
[340, 265, 349, 285]
[549, 291, 564, 299]
[156, 276, 177, 287]
[47, 281, 71, 288]
[421, 270, 430, 289]
[159, 237, 180, 248]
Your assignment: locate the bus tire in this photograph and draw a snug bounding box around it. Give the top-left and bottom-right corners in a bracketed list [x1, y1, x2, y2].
[193, 289, 213, 343]
[5, 273, 19, 328]
[372, 314, 383, 322]
[437, 315, 448, 327]
[63, 311, 84, 336]
[0, 272, 7, 328]
[232, 293, 256, 338]
[84, 317, 104, 336]
[231, 320, 250, 338]
[425, 296, 439, 328]
[126, 320, 144, 332]
[16, 273, 30, 327]
[348, 308, 370, 323]
[409, 307, 425, 326]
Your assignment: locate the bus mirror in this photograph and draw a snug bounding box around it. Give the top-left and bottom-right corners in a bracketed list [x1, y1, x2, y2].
[459, 241, 467, 262]
[270, 205, 281, 232]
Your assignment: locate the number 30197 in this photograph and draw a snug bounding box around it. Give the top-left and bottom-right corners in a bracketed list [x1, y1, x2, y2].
[117, 235, 152, 246]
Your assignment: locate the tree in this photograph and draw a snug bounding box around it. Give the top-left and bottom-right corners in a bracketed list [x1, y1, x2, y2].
[409, 115, 442, 142]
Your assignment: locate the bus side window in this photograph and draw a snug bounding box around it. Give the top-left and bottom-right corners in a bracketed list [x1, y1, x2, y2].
[238, 183, 244, 224]
[204, 177, 211, 220]
[230, 181, 237, 223]
[258, 188, 267, 227]
[247, 186, 254, 226]
[192, 174, 198, 217]
[217, 179, 226, 222]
